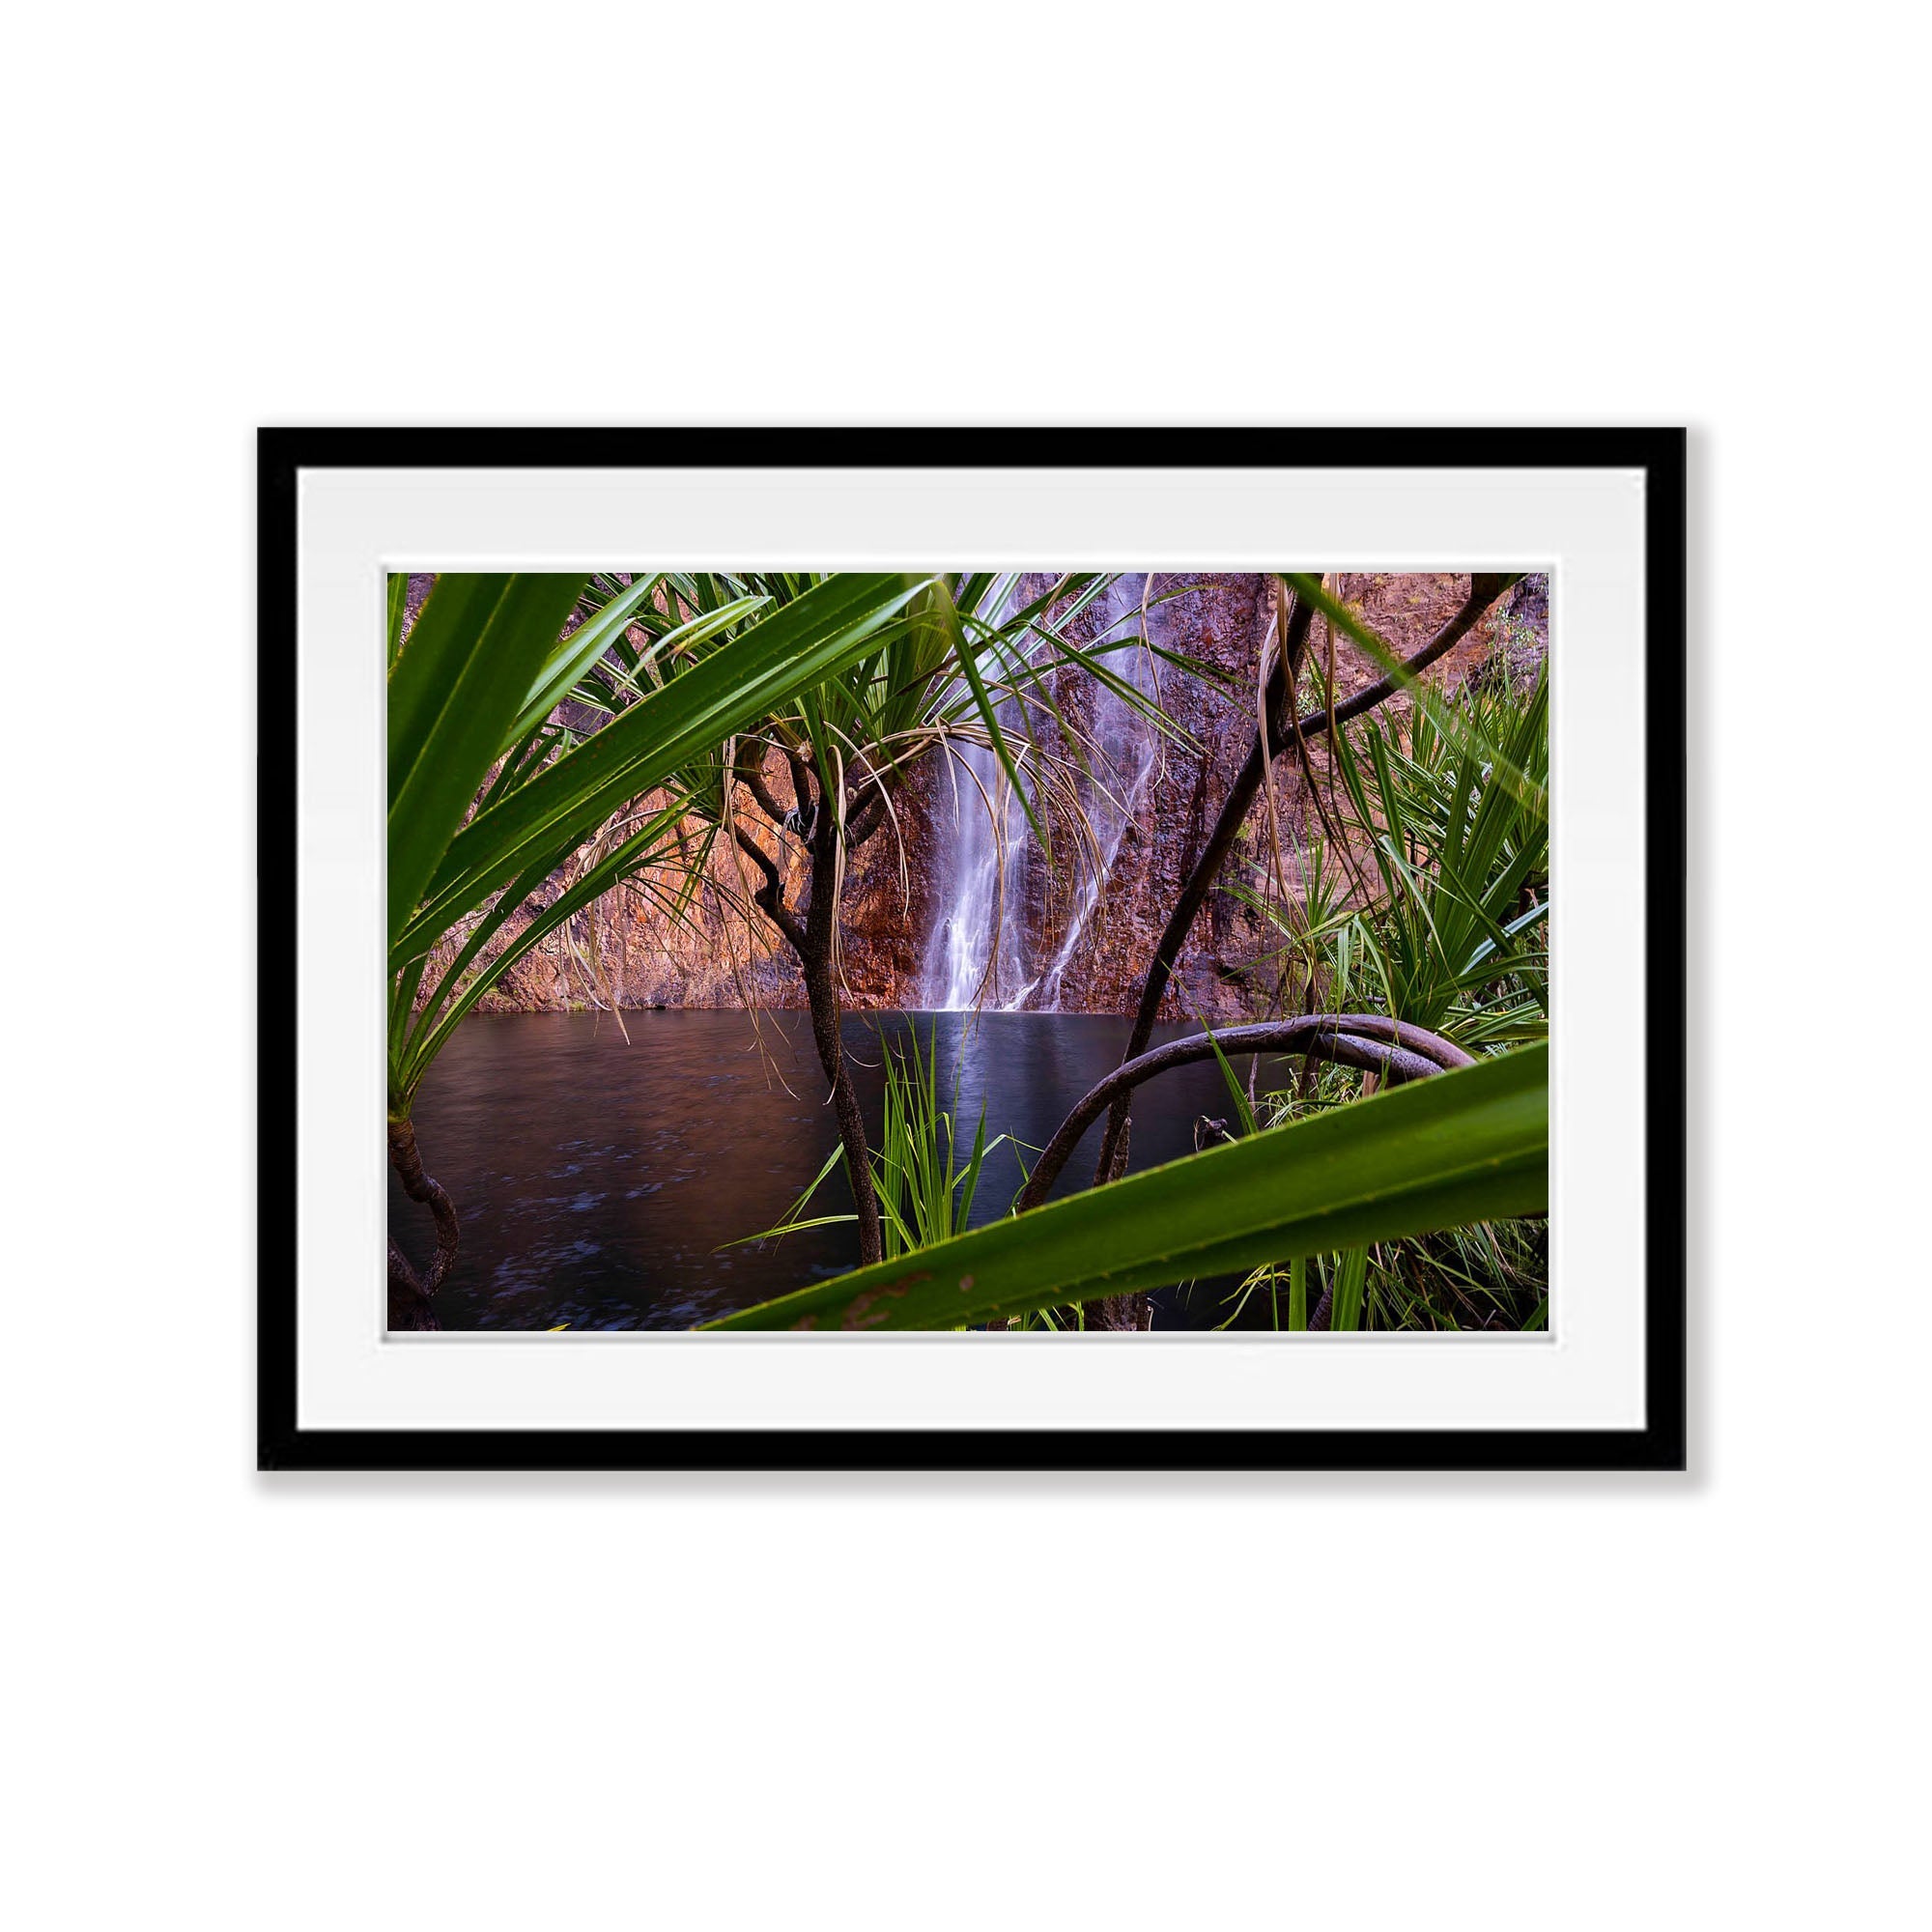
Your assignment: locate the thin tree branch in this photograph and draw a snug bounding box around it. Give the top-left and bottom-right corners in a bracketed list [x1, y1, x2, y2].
[1021, 1015, 1469, 1211]
[735, 757, 794, 830]
[784, 747, 816, 829]
[846, 789, 888, 850]
[730, 821, 809, 954]
[1090, 573, 1516, 1183]
[1276, 572, 1519, 756]
[1089, 589, 1316, 1179]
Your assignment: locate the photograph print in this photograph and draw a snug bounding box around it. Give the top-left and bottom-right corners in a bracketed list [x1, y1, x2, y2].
[386, 567, 1550, 1338]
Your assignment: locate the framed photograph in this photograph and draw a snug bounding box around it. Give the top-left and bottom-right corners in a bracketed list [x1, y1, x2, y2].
[259, 427, 1685, 1471]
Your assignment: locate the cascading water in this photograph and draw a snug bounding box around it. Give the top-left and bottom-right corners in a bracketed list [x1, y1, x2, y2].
[923, 721, 1036, 1009]
[923, 577, 1037, 1009]
[922, 574, 1161, 1012]
[1033, 576, 1161, 1009]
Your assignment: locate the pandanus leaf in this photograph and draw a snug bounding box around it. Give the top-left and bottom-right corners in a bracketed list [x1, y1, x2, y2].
[702, 1044, 1548, 1331]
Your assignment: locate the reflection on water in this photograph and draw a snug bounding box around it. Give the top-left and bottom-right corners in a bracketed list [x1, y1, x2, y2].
[389, 1009, 1277, 1331]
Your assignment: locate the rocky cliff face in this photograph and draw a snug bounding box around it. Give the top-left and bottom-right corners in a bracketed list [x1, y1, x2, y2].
[415, 572, 1540, 1021]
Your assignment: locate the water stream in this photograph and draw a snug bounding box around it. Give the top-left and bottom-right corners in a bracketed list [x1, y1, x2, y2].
[922, 727, 1036, 1009]
[1034, 575, 1162, 1008]
[922, 574, 1160, 1012]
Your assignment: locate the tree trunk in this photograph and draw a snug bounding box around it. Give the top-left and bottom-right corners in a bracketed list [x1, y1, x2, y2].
[1068, 574, 1514, 1334]
[388, 1240, 440, 1331]
[1086, 1119, 1149, 1329]
[387, 1116, 458, 1330]
[1089, 588, 1318, 1185]
[733, 760, 885, 1268]
[802, 810, 885, 1267]
[1090, 573, 1513, 1186]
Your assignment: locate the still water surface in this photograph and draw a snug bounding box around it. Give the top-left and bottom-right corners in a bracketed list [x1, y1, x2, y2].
[389, 1009, 1274, 1330]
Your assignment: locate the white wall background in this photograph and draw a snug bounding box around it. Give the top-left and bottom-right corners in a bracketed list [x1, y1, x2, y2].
[4, 5, 1924, 1927]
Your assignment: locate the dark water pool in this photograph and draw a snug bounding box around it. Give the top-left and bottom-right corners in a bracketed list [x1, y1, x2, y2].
[389, 1009, 1285, 1330]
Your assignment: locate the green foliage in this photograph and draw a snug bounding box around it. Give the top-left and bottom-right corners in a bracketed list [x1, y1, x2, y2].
[394, 573, 940, 971]
[1198, 653, 1551, 1331]
[873, 1023, 1006, 1255]
[699, 570, 1197, 880]
[386, 570, 945, 1115]
[386, 565, 1552, 1341]
[1324, 658, 1549, 1043]
[1279, 571, 1535, 804]
[386, 569, 1201, 1123]
[727, 1022, 1011, 1263]
[1239, 653, 1548, 1052]
[701, 1044, 1548, 1331]
[387, 575, 589, 955]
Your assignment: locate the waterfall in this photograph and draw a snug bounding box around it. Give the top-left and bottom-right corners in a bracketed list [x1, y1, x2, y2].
[923, 726, 1036, 1012]
[1033, 575, 1160, 1009]
[922, 575, 1160, 1013]
[923, 702, 1037, 1009]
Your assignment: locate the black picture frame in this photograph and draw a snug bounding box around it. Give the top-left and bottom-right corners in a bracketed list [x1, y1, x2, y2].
[258, 426, 1686, 1473]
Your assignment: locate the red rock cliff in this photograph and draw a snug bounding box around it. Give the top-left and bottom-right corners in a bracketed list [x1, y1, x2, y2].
[410, 572, 1542, 1021]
